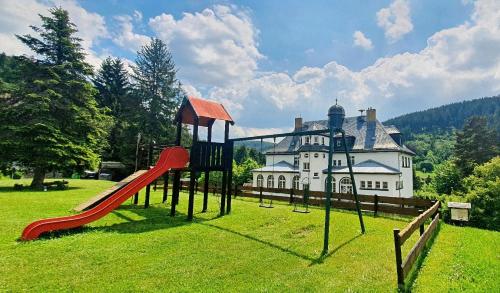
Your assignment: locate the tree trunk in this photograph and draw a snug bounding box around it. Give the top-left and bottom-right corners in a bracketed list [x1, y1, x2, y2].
[30, 167, 46, 189]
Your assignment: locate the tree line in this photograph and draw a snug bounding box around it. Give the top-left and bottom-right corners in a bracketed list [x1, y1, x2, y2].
[412, 116, 499, 230]
[385, 96, 500, 139]
[0, 8, 189, 188]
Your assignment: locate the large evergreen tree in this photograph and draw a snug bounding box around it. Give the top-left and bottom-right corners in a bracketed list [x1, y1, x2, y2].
[454, 116, 499, 176]
[93, 57, 136, 161]
[131, 38, 184, 145]
[0, 8, 111, 188]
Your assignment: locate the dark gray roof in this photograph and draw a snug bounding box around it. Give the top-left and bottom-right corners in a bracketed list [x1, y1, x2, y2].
[383, 125, 401, 134]
[267, 116, 415, 155]
[252, 161, 298, 173]
[322, 159, 401, 174]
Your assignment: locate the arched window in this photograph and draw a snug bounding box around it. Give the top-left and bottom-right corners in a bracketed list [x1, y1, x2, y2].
[278, 175, 286, 189]
[293, 175, 300, 189]
[267, 175, 274, 188]
[324, 177, 336, 193]
[256, 174, 264, 187]
[339, 177, 352, 194]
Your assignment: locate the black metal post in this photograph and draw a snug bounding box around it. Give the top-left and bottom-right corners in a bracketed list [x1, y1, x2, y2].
[133, 192, 139, 204]
[162, 172, 169, 203]
[202, 122, 213, 212]
[220, 121, 230, 216]
[342, 131, 365, 234]
[187, 117, 199, 220]
[322, 126, 335, 255]
[170, 113, 183, 217]
[226, 140, 234, 214]
[145, 184, 151, 208]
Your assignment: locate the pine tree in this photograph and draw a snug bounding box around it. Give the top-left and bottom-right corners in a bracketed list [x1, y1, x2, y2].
[0, 8, 111, 188]
[454, 116, 499, 176]
[93, 57, 136, 161]
[131, 38, 184, 145]
[93, 57, 131, 117]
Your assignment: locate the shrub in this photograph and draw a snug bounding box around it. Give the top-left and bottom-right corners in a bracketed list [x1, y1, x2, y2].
[460, 157, 500, 230]
[418, 160, 434, 173]
[433, 160, 462, 194]
[12, 170, 23, 179]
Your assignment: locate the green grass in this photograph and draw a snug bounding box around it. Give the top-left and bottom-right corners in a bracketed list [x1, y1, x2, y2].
[411, 224, 500, 292]
[0, 179, 497, 292]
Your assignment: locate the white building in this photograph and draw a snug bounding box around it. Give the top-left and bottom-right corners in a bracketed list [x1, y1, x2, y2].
[252, 107, 415, 198]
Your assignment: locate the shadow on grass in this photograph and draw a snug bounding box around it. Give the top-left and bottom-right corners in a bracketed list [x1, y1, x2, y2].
[200, 221, 363, 265]
[0, 186, 84, 193]
[28, 205, 219, 241]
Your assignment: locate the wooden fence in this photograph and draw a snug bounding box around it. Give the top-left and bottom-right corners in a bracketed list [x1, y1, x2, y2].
[237, 186, 434, 216]
[393, 201, 440, 289]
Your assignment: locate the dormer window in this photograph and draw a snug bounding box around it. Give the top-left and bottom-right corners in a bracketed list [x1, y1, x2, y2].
[314, 136, 319, 144]
[322, 137, 325, 145]
[305, 136, 310, 144]
[336, 140, 342, 147]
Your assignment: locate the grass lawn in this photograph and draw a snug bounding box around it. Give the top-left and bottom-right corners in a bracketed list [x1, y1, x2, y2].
[0, 179, 498, 292]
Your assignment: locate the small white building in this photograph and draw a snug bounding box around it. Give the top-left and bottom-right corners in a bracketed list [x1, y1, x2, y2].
[252, 107, 415, 198]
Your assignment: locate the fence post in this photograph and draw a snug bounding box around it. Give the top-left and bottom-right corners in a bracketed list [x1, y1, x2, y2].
[418, 209, 425, 236]
[259, 186, 263, 204]
[393, 229, 404, 290]
[289, 188, 294, 204]
[213, 183, 217, 196]
[374, 194, 379, 216]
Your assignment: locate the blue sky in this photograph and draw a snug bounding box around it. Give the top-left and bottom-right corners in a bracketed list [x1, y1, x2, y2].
[1, 0, 499, 138]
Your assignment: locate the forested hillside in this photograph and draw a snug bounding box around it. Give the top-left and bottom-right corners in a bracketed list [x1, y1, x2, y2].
[385, 96, 500, 138]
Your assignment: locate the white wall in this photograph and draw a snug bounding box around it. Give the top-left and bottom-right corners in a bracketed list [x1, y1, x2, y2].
[252, 171, 298, 189]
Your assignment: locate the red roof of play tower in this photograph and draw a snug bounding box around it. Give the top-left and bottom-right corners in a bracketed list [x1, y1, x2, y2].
[176, 96, 234, 127]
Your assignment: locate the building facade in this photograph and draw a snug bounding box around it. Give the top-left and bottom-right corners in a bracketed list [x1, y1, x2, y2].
[252, 107, 415, 198]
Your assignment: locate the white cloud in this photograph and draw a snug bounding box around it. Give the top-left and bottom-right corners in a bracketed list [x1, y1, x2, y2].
[0, 0, 108, 68]
[353, 30, 373, 50]
[112, 15, 150, 53]
[148, 5, 263, 88]
[377, 0, 413, 43]
[207, 0, 500, 129]
[181, 84, 202, 98]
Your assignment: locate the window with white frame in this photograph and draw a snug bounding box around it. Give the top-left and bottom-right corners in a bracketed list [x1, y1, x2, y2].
[314, 136, 319, 144]
[336, 140, 341, 147]
[375, 181, 381, 189]
[267, 175, 274, 188]
[313, 172, 319, 178]
[367, 181, 372, 189]
[361, 181, 366, 189]
[304, 153, 309, 158]
[325, 177, 336, 192]
[338, 160, 341, 166]
[257, 174, 263, 187]
[396, 180, 404, 190]
[383, 181, 388, 190]
[303, 162, 310, 171]
[314, 153, 319, 158]
[293, 175, 300, 189]
[294, 157, 299, 166]
[305, 136, 310, 144]
[351, 156, 355, 165]
[339, 177, 353, 194]
[322, 137, 325, 145]
[278, 175, 286, 189]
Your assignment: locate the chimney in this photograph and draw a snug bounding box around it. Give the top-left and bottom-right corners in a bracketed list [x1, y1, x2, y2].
[366, 107, 376, 122]
[295, 117, 303, 131]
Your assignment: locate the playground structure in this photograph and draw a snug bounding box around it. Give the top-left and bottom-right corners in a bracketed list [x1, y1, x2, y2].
[20, 96, 365, 255]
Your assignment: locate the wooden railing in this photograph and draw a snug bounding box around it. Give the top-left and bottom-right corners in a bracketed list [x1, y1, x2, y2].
[237, 186, 434, 216]
[393, 201, 440, 289]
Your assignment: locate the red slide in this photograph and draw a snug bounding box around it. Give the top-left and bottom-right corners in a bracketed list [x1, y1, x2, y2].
[21, 146, 189, 241]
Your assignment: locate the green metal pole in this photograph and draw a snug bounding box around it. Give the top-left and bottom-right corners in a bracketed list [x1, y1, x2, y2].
[341, 131, 365, 233]
[322, 127, 335, 255]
